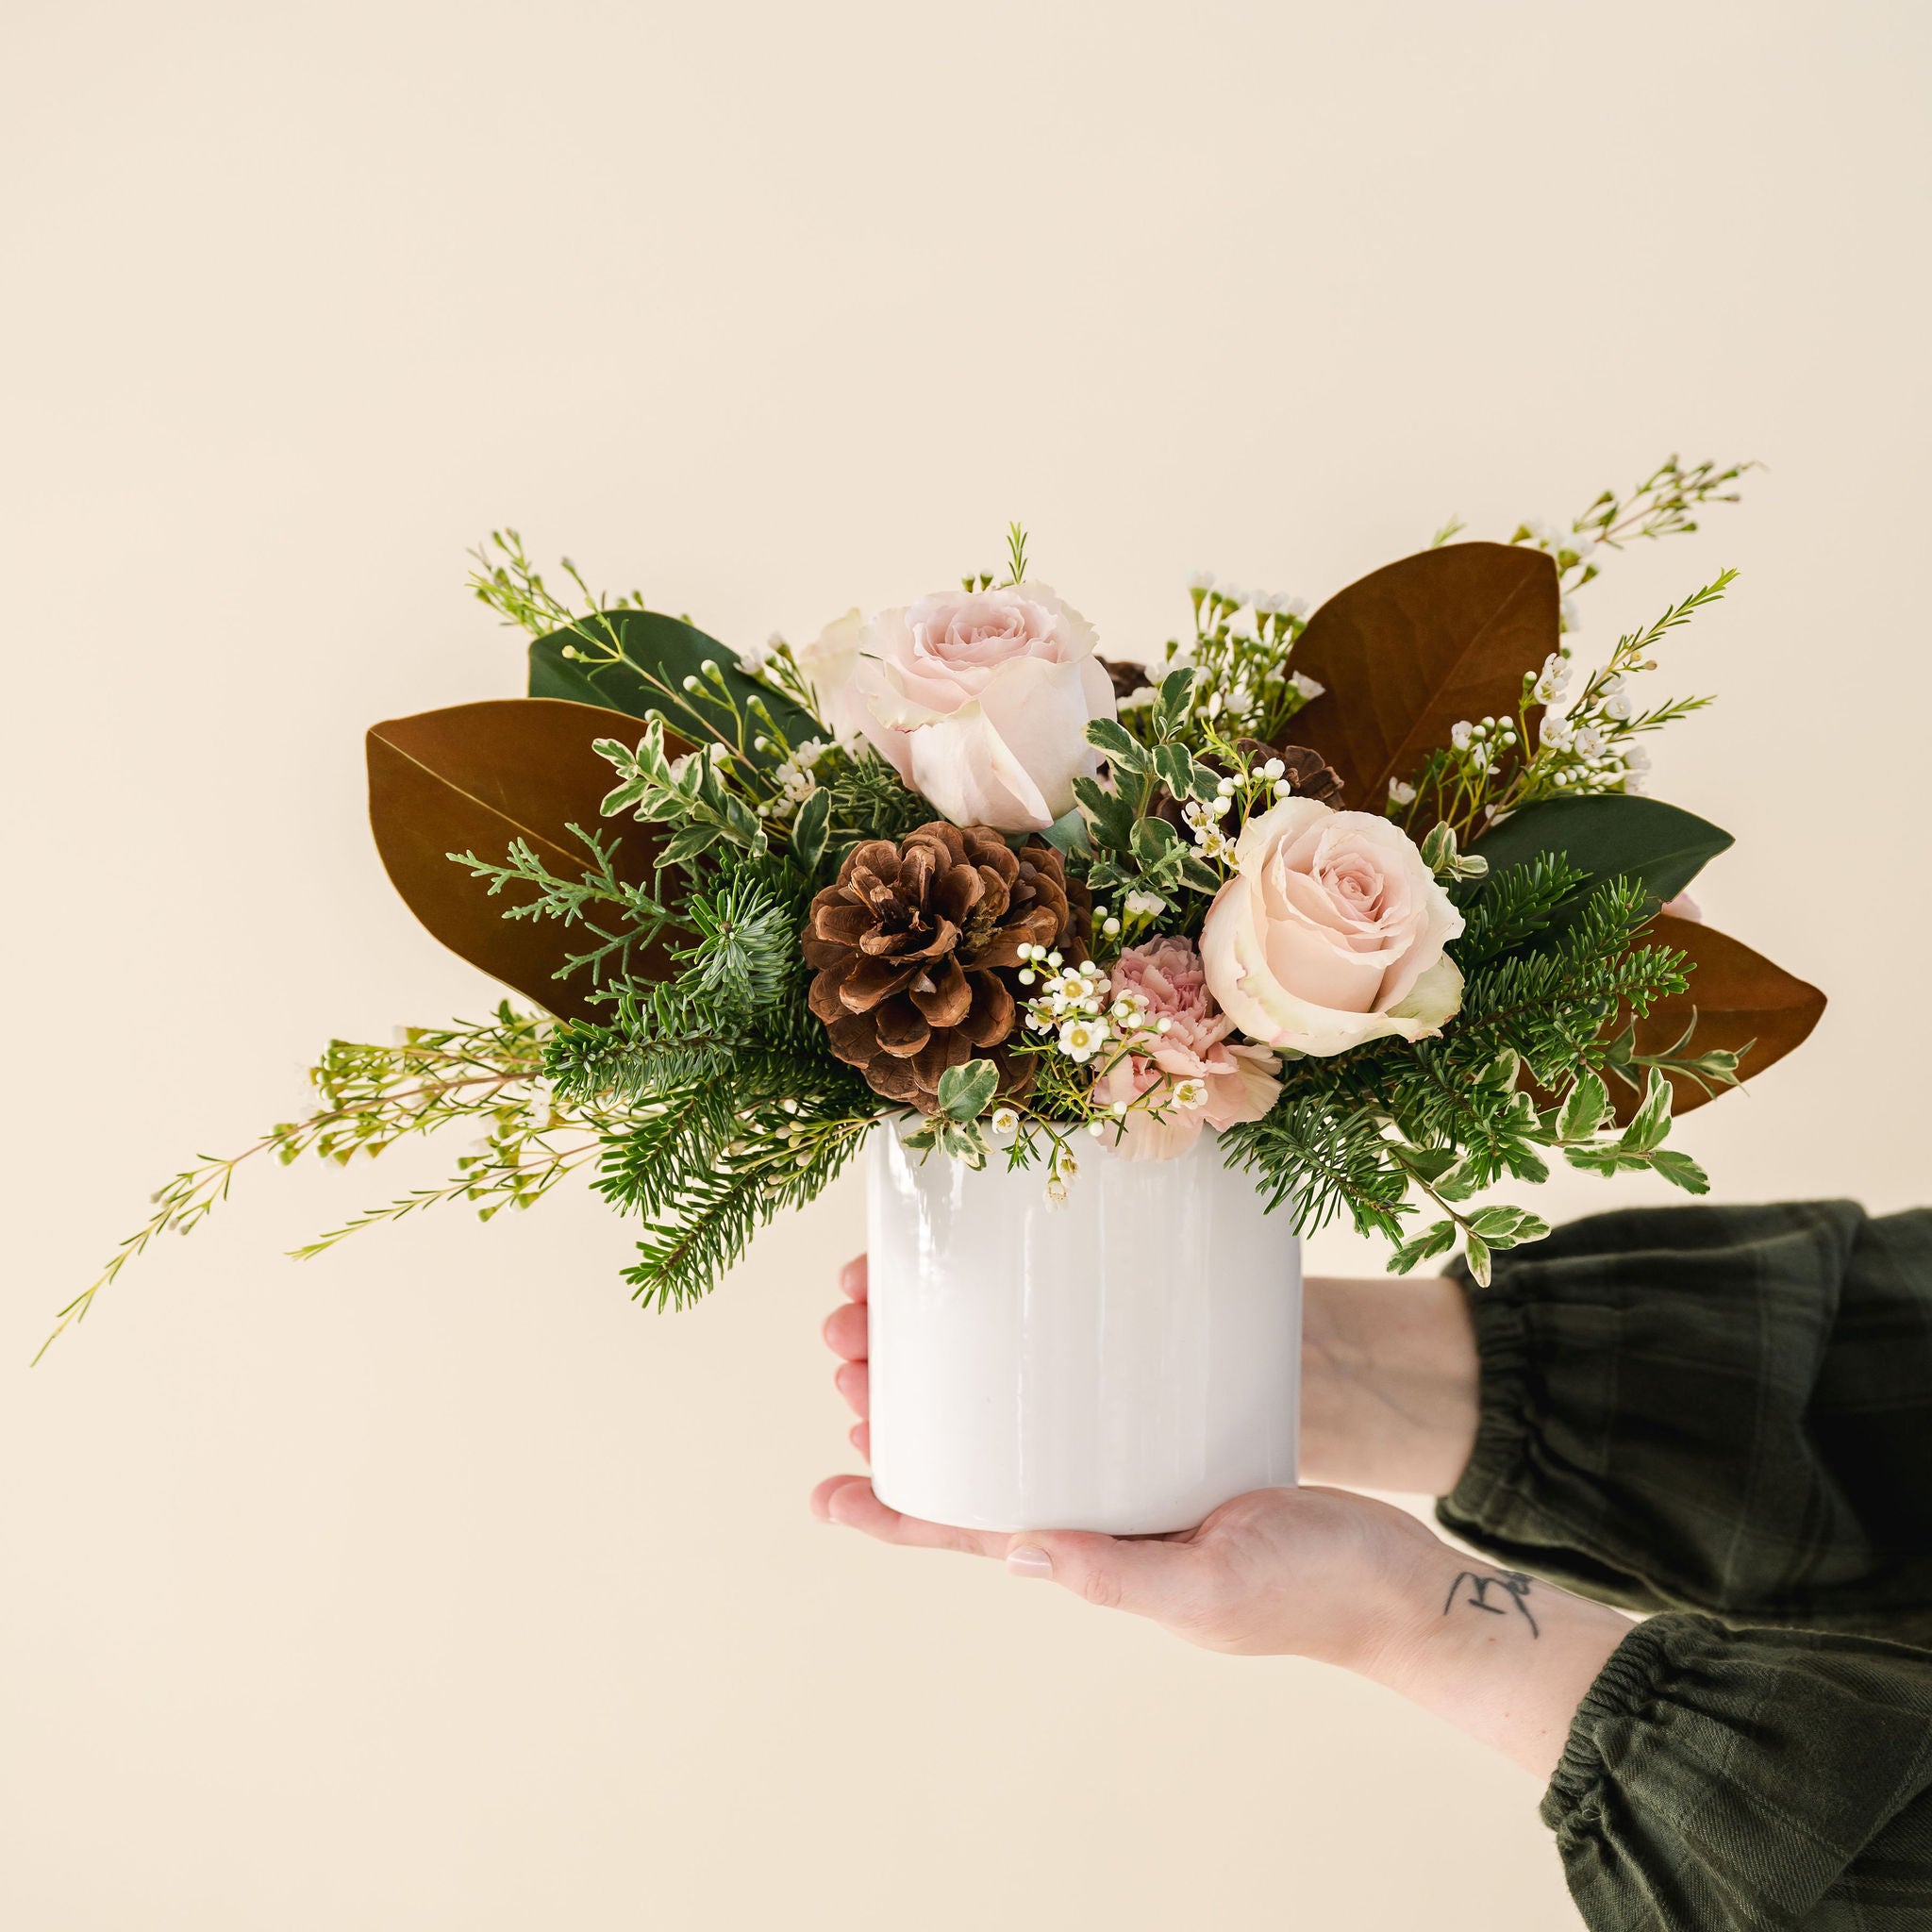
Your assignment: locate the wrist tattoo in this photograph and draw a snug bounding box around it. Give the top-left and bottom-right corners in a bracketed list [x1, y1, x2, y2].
[1442, 1567, 1540, 1639]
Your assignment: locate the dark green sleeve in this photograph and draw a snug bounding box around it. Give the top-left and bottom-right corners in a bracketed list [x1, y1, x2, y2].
[1436, 1200, 1932, 1639]
[1546, 1615, 1932, 1930]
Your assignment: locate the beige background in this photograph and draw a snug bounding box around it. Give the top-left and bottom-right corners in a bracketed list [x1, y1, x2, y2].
[6, 3, 1928, 1926]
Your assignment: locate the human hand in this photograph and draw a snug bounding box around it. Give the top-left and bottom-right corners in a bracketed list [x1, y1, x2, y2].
[821, 1253, 1483, 1502]
[814, 1257, 1627, 1779]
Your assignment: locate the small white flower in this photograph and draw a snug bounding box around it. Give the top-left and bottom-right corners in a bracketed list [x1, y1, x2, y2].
[990, 1106, 1019, 1135]
[1171, 1076, 1209, 1110]
[1261, 758, 1286, 780]
[1540, 715, 1574, 751]
[1220, 582, 1249, 608]
[1282, 594, 1311, 623]
[1573, 725, 1607, 758]
[1289, 670, 1325, 702]
[1598, 673, 1626, 700]
[1559, 596, 1582, 635]
[1622, 742, 1652, 774]
[1389, 776, 1418, 807]
[1102, 915, 1121, 936]
[1044, 1177, 1068, 1208]
[1273, 778, 1292, 798]
[1118, 684, 1160, 711]
[1188, 569, 1217, 592]
[1058, 1015, 1111, 1063]
[1087, 1120, 1108, 1139]
[1124, 889, 1166, 918]
[1252, 590, 1281, 616]
[1602, 694, 1632, 723]
[1524, 517, 1563, 548]
[736, 630, 785, 676]
[1450, 720, 1474, 751]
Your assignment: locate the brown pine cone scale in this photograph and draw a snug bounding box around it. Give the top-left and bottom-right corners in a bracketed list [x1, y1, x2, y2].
[804, 822, 1090, 1112]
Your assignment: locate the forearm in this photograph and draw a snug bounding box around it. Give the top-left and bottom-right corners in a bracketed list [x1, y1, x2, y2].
[1346, 1540, 1633, 1782]
[1301, 1273, 1480, 1494]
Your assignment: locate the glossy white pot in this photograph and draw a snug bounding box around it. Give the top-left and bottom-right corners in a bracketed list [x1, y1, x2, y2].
[865, 1122, 1301, 1535]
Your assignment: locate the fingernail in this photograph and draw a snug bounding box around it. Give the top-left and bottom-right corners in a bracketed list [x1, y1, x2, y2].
[1006, 1545, 1053, 1579]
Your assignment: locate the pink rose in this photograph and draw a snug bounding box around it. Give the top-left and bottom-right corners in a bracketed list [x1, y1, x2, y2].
[1200, 798, 1464, 1057]
[1091, 936, 1282, 1160]
[827, 584, 1115, 832]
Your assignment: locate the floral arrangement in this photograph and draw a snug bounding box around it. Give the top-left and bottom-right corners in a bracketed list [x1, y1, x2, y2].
[42, 458, 1826, 1357]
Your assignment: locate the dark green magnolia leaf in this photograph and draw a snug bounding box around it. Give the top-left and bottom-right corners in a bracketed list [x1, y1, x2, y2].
[529, 608, 820, 763]
[1472, 794, 1733, 907]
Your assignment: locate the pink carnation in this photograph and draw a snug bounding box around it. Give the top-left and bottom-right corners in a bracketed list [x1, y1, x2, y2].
[1091, 936, 1281, 1161]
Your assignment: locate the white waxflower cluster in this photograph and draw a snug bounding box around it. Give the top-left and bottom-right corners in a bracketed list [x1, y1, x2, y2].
[736, 630, 787, 678]
[1522, 520, 1599, 568]
[667, 741, 733, 783]
[1531, 650, 1574, 707]
[1446, 716, 1520, 770]
[1124, 888, 1167, 919]
[769, 736, 827, 813]
[1018, 949, 1175, 1066]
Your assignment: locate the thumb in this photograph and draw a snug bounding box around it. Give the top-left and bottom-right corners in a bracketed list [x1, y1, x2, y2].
[1004, 1531, 1206, 1621]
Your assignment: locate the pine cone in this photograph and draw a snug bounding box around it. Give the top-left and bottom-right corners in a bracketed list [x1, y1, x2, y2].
[804, 823, 1090, 1111]
[1235, 740, 1345, 806]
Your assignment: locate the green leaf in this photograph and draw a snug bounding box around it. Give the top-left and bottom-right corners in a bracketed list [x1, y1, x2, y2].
[936, 1059, 999, 1122]
[1463, 1232, 1493, 1288]
[529, 608, 819, 765]
[1073, 775, 1135, 851]
[1086, 718, 1151, 774]
[1471, 794, 1734, 908]
[1040, 807, 1091, 858]
[1620, 1066, 1674, 1153]
[1557, 1070, 1610, 1141]
[1389, 1220, 1457, 1274]
[1154, 666, 1196, 735]
[1649, 1148, 1711, 1194]
[657, 824, 724, 867]
[1152, 742, 1196, 799]
[1131, 817, 1184, 865]
[791, 788, 832, 871]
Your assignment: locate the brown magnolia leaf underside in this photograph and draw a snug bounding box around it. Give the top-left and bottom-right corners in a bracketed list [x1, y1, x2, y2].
[1623, 913, 1827, 1119]
[1289, 542, 1558, 809]
[367, 697, 684, 1024]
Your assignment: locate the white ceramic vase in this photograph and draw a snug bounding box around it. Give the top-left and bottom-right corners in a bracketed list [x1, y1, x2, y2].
[865, 1122, 1301, 1535]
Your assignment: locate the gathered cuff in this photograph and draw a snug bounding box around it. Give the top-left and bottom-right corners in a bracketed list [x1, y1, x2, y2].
[1437, 1257, 1532, 1526]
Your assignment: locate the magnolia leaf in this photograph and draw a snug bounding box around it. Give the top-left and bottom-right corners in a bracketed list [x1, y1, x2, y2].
[1473, 794, 1734, 907]
[366, 698, 685, 1023]
[529, 608, 819, 760]
[1620, 914, 1826, 1119]
[1289, 542, 1557, 807]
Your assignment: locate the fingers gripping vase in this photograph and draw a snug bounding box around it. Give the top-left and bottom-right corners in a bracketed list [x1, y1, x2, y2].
[865, 1124, 1301, 1535]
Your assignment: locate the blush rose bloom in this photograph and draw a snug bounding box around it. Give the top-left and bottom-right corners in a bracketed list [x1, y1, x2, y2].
[806, 584, 1115, 832]
[1200, 798, 1465, 1057]
[1091, 937, 1282, 1161]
